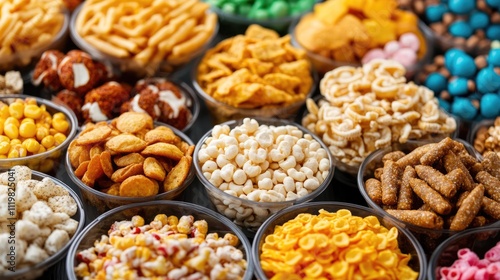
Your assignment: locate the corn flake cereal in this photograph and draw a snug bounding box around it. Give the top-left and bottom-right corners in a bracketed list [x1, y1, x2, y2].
[197, 25, 313, 109]
[260, 209, 418, 280]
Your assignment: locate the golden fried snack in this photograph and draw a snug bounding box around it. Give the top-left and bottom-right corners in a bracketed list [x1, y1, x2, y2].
[475, 171, 500, 202]
[444, 151, 475, 191]
[445, 169, 466, 194]
[415, 165, 457, 198]
[398, 166, 416, 210]
[409, 178, 452, 215]
[365, 178, 382, 205]
[482, 196, 500, 219]
[119, 175, 159, 197]
[420, 137, 454, 166]
[481, 151, 500, 178]
[396, 145, 435, 167]
[114, 153, 145, 167]
[382, 151, 406, 163]
[450, 184, 484, 231]
[386, 209, 444, 229]
[381, 160, 400, 205]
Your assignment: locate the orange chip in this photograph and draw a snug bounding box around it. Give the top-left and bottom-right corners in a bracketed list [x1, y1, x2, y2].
[144, 127, 179, 144]
[142, 142, 184, 160]
[82, 154, 105, 187]
[120, 175, 159, 197]
[115, 112, 154, 134]
[144, 157, 166, 181]
[90, 145, 105, 159]
[74, 160, 89, 178]
[114, 153, 145, 167]
[100, 151, 114, 178]
[247, 40, 286, 62]
[76, 125, 112, 146]
[111, 163, 144, 183]
[245, 24, 279, 40]
[105, 134, 148, 153]
[163, 155, 192, 192]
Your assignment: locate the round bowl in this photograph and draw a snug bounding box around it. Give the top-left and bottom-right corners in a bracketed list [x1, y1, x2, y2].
[66, 200, 254, 280]
[357, 139, 496, 257]
[65, 121, 195, 220]
[289, 17, 434, 78]
[1, 170, 85, 280]
[428, 226, 500, 280]
[194, 117, 335, 236]
[252, 201, 427, 280]
[70, 4, 218, 78]
[467, 119, 495, 156]
[0, 95, 78, 174]
[192, 61, 318, 125]
[0, 8, 69, 77]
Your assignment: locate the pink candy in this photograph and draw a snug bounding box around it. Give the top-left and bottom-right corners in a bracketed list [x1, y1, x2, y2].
[361, 32, 420, 67]
[361, 49, 386, 64]
[399, 33, 420, 52]
[439, 243, 500, 280]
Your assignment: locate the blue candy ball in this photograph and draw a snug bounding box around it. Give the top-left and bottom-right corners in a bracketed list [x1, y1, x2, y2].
[451, 97, 478, 120]
[425, 73, 448, 94]
[486, 25, 500, 40]
[488, 49, 500, 67]
[445, 48, 467, 72]
[448, 0, 476, 14]
[480, 93, 500, 118]
[449, 21, 474, 38]
[425, 4, 448, 23]
[450, 54, 477, 78]
[486, 0, 500, 9]
[477, 68, 500, 93]
[448, 77, 470, 96]
[438, 98, 451, 112]
[469, 11, 490, 30]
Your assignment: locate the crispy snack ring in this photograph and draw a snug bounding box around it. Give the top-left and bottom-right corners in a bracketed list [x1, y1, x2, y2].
[68, 112, 193, 198]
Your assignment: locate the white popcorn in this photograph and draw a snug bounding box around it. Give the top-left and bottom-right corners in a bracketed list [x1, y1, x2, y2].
[44, 229, 69, 256]
[47, 196, 78, 217]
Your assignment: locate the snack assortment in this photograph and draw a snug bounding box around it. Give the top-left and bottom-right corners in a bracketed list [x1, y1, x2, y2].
[0, 0, 67, 71]
[0, 166, 80, 274]
[260, 209, 418, 279]
[197, 118, 331, 230]
[302, 59, 456, 174]
[474, 117, 500, 155]
[293, 0, 427, 71]
[438, 245, 500, 280]
[420, 47, 500, 120]
[207, 0, 316, 19]
[0, 71, 23, 95]
[68, 112, 194, 198]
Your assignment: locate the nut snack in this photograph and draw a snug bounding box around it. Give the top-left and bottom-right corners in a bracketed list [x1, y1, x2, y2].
[196, 24, 313, 110]
[302, 59, 457, 175]
[74, 214, 248, 279]
[473, 117, 500, 156]
[68, 112, 194, 199]
[0, 71, 22, 95]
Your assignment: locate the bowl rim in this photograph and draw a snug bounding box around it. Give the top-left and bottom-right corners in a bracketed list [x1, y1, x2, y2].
[466, 118, 494, 149]
[194, 117, 335, 207]
[1, 169, 85, 278]
[65, 119, 195, 202]
[251, 201, 427, 280]
[0, 94, 78, 164]
[65, 200, 255, 280]
[69, 3, 219, 73]
[427, 225, 500, 280]
[357, 138, 491, 234]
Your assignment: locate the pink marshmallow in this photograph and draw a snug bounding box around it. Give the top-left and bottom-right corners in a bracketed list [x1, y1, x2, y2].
[390, 48, 417, 68]
[474, 268, 488, 280]
[485, 247, 500, 262]
[458, 248, 480, 266]
[399, 32, 420, 52]
[384, 40, 401, 56]
[361, 48, 386, 64]
[460, 266, 478, 280]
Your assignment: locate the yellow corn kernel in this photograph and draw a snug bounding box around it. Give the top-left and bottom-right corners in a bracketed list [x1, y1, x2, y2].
[19, 122, 37, 138]
[8, 102, 24, 119]
[21, 118, 35, 124]
[167, 216, 178, 227]
[22, 138, 40, 154]
[37, 144, 46, 154]
[131, 215, 145, 227]
[10, 139, 21, 146]
[4, 116, 19, 127]
[89, 259, 104, 272]
[24, 98, 36, 105]
[135, 247, 152, 262]
[0, 135, 8, 143]
[0, 106, 9, 118]
[24, 104, 42, 119]
[224, 233, 239, 247]
[41, 135, 55, 148]
[153, 214, 168, 226]
[11, 144, 27, 157]
[36, 126, 49, 141]
[52, 119, 69, 133]
[49, 128, 58, 135]
[40, 111, 52, 124]
[0, 155, 6, 159]
[52, 112, 66, 120]
[0, 142, 10, 155]
[7, 149, 19, 158]
[194, 220, 208, 236]
[0, 121, 3, 135]
[110, 236, 134, 250]
[4, 123, 18, 140]
[53, 132, 67, 146]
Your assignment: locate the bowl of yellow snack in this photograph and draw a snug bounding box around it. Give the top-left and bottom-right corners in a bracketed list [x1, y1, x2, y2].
[252, 201, 426, 280]
[0, 95, 77, 174]
[194, 117, 334, 236]
[67, 200, 254, 280]
[65, 112, 196, 220]
[70, 1, 218, 77]
[358, 137, 500, 257]
[0, 1, 69, 74]
[288, 0, 433, 77]
[1, 166, 85, 280]
[193, 24, 317, 124]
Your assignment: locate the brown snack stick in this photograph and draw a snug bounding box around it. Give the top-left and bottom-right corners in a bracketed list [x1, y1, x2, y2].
[482, 151, 500, 179]
[475, 171, 500, 202]
[445, 168, 465, 193]
[381, 160, 400, 205]
[456, 191, 470, 208]
[459, 153, 479, 169]
[420, 137, 454, 166]
[398, 166, 416, 210]
[470, 216, 487, 228]
[365, 178, 382, 205]
[374, 167, 384, 180]
[450, 184, 484, 231]
[410, 178, 452, 215]
[470, 163, 483, 178]
[386, 209, 444, 229]
[415, 165, 457, 198]
[396, 144, 435, 167]
[482, 196, 500, 220]
[382, 151, 406, 163]
[444, 152, 475, 191]
[418, 204, 433, 211]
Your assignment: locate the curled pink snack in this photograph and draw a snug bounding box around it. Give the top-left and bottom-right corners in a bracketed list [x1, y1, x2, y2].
[399, 33, 420, 52]
[458, 248, 480, 266]
[461, 266, 478, 280]
[474, 268, 488, 280]
[486, 247, 500, 262]
[488, 263, 500, 274]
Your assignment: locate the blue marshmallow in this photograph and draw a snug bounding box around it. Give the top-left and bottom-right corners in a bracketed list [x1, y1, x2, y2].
[448, 77, 470, 96]
[469, 11, 490, 30]
[480, 93, 500, 118]
[425, 73, 448, 94]
[448, 0, 476, 14]
[476, 68, 500, 93]
[488, 49, 500, 67]
[486, 0, 500, 9]
[445, 48, 467, 72]
[425, 4, 448, 23]
[451, 97, 478, 120]
[449, 21, 474, 38]
[486, 25, 500, 40]
[450, 54, 477, 78]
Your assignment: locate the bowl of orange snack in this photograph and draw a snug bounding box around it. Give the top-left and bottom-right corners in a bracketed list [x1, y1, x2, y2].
[193, 24, 317, 124]
[358, 137, 500, 257]
[0, 0, 69, 74]
[70, 0, 218, 77]
[252, 201, 426, 280]
[0, 95, 77, 173]
[65, 112, 195, 220]
[67, 200, 254, 280]
[289, 0, 433, 77]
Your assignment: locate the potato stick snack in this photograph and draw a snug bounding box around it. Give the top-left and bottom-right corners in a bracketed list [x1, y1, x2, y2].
[456, 191, 471, 208]
[445, 169, 466, 193]
[365, 178, 382, 205]
[381, 160, 400, 205]
[475, 171, 500, 202]
[386, 209, 444, 229]
[420, 137, 454, 165]
[450, 184, 484, 231]
[482, 197, 500, 220]
[415, 165, 457, 198]
[398, 166, 416, 210]
[444, 151, 475, 191]
[410, 178, 452, 215]
[396, 144, 435, 167]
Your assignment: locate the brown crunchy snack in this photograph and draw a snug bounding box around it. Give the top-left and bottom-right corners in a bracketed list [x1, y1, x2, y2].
[82, 82, 131, 123]
[385, 209, 444, 229]
[475, 171, 500, 202]
[409, 178, 452, 215]
[381, 160, 400, 205]
[32, 50, 65, 91]
[415, 165, 457, 198]
[444, 151, 475, 191]
[365, 178, 382, 205]
[450, 184, 484, 231]
[398, 166, 416, 210]
[57, 50, 100, 95]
